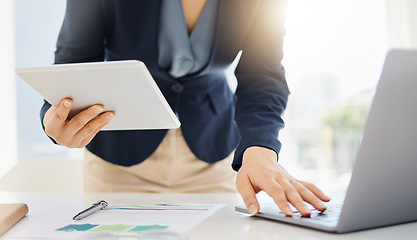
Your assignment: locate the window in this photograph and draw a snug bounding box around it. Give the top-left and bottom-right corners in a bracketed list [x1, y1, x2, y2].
[280, 0, 389, 193]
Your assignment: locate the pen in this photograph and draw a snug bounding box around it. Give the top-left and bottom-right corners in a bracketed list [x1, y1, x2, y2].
[72, 200, 108, 220]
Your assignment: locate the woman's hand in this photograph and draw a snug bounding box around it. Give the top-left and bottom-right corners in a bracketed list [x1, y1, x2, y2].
[43, 98, 115, 148]
[236, 146, 330, 216]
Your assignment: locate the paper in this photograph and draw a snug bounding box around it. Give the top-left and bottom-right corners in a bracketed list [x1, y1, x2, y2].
[15, 203, 223, 239]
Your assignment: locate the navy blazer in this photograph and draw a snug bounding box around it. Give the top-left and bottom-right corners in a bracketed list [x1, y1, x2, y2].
[40, 0, 290, 171]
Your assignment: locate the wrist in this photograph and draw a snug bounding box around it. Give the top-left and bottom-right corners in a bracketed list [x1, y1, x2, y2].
[242, 146, 278, 166]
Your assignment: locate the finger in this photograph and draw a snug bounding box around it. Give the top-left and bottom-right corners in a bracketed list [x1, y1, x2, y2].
[66, 105, 105, 133]
[79, 122, 106, 147]
[44, 99, 72, 138]
[54, 99, 72, 123]
[290, 180, 327, 213]
[272, 180, 311, 216]
[236, 174, 260, 216]
[73, 112, 115, 146]
[261, 180, 294, 216]
[299, 180, 331, 202]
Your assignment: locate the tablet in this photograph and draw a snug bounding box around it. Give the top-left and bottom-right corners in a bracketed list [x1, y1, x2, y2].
[16, 60, 181, 130]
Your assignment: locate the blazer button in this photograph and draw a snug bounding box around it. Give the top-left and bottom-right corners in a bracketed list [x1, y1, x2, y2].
[171, 83, 184, 93]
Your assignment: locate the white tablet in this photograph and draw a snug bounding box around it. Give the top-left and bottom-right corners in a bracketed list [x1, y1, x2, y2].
[16, 60, 181, 130]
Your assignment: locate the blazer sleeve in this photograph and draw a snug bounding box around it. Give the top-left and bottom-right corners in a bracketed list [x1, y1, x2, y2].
[232, 0, 289, 171]
[40, 0, 107, 133]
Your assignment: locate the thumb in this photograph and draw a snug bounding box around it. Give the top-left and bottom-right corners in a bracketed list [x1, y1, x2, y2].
[236, 173, 260, 216]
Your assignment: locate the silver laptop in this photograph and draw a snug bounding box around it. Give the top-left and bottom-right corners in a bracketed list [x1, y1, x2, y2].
[235, 49, 417, 233]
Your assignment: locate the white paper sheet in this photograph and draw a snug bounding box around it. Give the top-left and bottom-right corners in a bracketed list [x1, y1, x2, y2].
[15, 203, 224, 239]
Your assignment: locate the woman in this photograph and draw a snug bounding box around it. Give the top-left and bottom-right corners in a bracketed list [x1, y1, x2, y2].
[41, 0, 330, 217]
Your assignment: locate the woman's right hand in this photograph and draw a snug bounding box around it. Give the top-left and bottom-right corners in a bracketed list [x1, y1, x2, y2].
[43, 98, 115, 148]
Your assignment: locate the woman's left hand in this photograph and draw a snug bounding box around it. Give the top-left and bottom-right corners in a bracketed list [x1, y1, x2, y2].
[236, 146, 331, 217]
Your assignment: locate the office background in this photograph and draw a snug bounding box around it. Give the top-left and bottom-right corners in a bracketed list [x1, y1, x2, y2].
[1, 0, 416, 193]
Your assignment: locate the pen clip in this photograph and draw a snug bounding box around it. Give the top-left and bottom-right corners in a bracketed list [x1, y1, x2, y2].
[92, 200, 109, 208]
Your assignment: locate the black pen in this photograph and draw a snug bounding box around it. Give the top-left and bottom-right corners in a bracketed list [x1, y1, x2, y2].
[73, 200, 108, 220]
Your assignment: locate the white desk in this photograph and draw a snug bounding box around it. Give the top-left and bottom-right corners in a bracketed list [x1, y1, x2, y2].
[1, 191, 416, 240]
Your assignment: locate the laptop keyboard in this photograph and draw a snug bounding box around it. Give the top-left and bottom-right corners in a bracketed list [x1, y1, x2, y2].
[288, 196, 344, 223]
[310, 204, 342, 222]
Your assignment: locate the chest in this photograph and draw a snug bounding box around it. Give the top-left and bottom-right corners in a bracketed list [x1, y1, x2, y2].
[102, 0, 260, 69]
[181, 0, 207, 35]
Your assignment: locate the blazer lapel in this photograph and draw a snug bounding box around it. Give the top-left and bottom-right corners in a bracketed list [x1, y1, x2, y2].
[208, 0, 262, 69]
[109, 0, 162, 67]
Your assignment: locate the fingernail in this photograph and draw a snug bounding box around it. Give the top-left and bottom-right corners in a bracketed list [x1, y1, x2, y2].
[105, 113, 115, 120]
[317, 202, 327, 211]
[285, 206, 293, 216]
[248, 204, 257, 215]
[300, 206, 311, 216]
[63, 100, 71, 108]
[92, 106, 104, 114]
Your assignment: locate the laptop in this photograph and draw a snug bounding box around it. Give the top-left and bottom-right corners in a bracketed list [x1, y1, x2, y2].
[16, 60, 181, 131]
[235, 49, 417, 233]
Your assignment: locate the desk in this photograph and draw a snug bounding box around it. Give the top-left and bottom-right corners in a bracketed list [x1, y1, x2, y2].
[1, 191, 416, 240]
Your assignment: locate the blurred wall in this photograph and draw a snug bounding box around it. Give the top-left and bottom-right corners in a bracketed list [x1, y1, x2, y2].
[14, 0, 82, 161]
[387, 0, 417, 49]
[0, 0, 17, 176]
